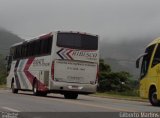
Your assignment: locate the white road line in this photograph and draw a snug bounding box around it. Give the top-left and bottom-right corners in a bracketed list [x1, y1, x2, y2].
[2, 107, 20, 112]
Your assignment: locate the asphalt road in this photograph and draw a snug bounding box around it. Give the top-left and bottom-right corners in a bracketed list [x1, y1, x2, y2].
[0, 89, 160, 113]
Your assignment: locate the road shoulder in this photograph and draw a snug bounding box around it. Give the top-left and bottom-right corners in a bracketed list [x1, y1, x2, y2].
[90, 93, 148, 102]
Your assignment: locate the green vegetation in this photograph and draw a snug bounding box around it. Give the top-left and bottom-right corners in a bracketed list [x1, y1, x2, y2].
[0, 55, 7, 85]
[0, 84, 6, 88]
[98, 59, 139, 97]
[97, 90, 139, 97]
[92, 92, 148, 102]
[0, 28, 22, 55]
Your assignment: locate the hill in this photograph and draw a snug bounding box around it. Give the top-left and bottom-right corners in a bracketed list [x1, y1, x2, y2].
[100, 37, 155, 79]
[0, 28, 23, 55]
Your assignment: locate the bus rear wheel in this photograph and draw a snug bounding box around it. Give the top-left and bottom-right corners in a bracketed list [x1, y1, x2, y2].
[33, 81, 47, 96]
[39, 92, 47, 97]
[11, 82, 18, 94]
[33, 81, 40, 96]
[149, 88, 160, 106]
[64, 93, 78, 99]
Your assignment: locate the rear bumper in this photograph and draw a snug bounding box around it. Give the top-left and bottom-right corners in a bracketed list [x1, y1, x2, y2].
[49, 81, 97, 94]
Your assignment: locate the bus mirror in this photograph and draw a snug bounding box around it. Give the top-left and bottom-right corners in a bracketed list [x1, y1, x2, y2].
[5, 56, 8, 61]
[5, 55, 12, 63]
[5, 55, 12, 72]
[136, 53, 147, 69]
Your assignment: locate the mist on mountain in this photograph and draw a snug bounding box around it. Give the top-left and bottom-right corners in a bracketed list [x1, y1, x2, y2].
[100, 36, 157, 79]
[0, 28, 23, 55]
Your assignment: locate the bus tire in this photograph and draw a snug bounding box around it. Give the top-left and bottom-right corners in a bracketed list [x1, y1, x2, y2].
[11, 81, 18, 94]
[64, 93, 78, 99]
[33, 81, 40, 96]
[149, 87, 160, 106]
[39, 92, 47, 97]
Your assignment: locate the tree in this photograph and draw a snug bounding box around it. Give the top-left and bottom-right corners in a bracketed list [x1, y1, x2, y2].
[99, 59, 111, 73]
[98, 59, 132, 92]
[0, 54, 7, 85]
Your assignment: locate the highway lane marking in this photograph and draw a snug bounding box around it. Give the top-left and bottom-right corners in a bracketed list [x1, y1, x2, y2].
[1, 90, 147, 105]
[3, 90, 147, 105]
[26, 95, 138, 112]
[2, 107, 20, 112]
[53, 99, 138, 112]
[2, 91, 139, 112]
[14, 92, 139, 112]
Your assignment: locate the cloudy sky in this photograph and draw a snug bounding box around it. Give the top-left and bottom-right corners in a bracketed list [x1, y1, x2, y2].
[0, 0, 160, 41]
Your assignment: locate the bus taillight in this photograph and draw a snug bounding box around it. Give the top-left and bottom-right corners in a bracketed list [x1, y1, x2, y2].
[51, 61, 54, 80]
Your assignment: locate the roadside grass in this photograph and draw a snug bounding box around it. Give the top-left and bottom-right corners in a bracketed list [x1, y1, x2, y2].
[0, 84, 6, 89]
[92, 91, 148, 102]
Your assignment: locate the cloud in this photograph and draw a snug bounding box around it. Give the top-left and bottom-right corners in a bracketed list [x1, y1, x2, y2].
[0, 0, 160, 41]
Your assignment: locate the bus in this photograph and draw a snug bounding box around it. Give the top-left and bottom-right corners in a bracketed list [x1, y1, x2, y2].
[136, 37, 160, 106]
[6, 31, 99, 99]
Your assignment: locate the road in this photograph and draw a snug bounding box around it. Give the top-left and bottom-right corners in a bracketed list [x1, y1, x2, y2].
[0, 89, 160, 118]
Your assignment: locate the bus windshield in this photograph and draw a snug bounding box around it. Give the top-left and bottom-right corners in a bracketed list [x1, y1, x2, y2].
[57, 33, 98, 50]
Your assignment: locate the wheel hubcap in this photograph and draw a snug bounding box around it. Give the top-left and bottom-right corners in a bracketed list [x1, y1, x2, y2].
[152, 92, 158, 104]
[12, 83, 14, 89]
[34, 84, 37, 93]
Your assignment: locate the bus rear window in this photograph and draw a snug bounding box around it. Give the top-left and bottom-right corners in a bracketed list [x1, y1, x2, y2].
[57, 33, 98, 50]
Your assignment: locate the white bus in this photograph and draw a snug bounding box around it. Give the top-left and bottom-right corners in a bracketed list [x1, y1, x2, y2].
[6, 31, 99, 99]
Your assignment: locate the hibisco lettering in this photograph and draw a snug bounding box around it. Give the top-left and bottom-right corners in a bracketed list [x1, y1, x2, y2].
[72, 51, 97, 58]
[57, 48, 97, 60]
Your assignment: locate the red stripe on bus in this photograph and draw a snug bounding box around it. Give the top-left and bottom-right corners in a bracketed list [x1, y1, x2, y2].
[24, 58, 48, 91]
[66, 50, 73, 60]
[51, 61, 54, 80]
[24, 58, 34, 84]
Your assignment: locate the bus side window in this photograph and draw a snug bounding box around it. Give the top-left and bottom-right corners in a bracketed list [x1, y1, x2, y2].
[41, 39, 46, 55]
[12, 47, 16, 60]
[34, 40, 42, 56]
[45, 37, 52, 55]
[24, 44, 28, 58]
[152, 44, 160, 67]
[48, 36, 53, 54]
[21, 45, 25, 58]
[40, 36, 53, 55]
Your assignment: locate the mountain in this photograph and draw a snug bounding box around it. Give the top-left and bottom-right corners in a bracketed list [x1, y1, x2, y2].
[100, 36, 156, 79]
[0, 28, 23, 55]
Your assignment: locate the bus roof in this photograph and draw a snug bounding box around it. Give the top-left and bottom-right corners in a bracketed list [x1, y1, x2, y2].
[57, 31, 98, 37]
[11, 31, 98, 48]
[11, 32, 53, 47]
[147, 37, 160, 47]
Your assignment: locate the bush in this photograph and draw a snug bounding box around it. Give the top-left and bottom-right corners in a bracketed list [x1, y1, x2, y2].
[0, 75, 6, 85]
[0, 54, 7, 85]
[98, 59, 138, 95]
[98, 72, 132, 92]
